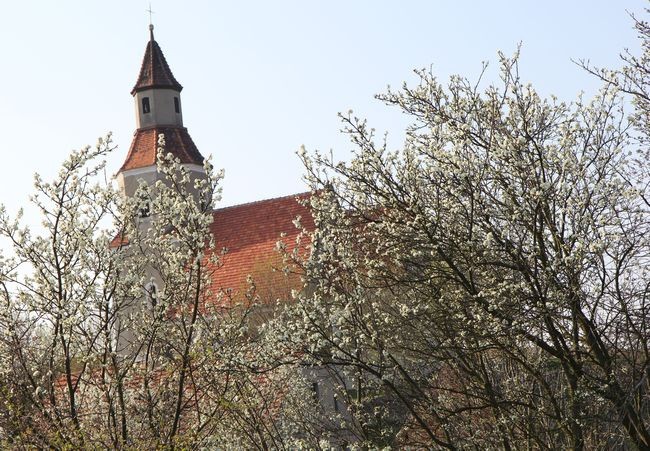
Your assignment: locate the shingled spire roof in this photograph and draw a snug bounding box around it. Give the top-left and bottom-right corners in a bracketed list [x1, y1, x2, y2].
[131, 25, 183, 95]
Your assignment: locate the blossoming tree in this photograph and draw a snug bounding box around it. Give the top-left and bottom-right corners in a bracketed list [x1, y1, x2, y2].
[281, 48, 650, 449]
[0, 135, 325, 448]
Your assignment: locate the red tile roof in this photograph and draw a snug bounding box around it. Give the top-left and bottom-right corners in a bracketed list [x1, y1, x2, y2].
[208, 193, 314, 302]
[109, 233, 128, 249]
[119, 127, 204, 172]
[132, 29, 183, 95]
[109, 194, 314, 303]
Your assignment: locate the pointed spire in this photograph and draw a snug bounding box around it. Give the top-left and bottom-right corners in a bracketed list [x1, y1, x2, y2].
[119, 24, 205, 175]
[131, 26, 183, 95]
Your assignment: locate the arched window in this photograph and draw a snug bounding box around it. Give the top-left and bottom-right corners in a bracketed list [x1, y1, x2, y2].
[142, 97, 151, 114]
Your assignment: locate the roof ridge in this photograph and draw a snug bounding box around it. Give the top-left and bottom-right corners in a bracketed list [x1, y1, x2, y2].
[213, 192, 311, 213]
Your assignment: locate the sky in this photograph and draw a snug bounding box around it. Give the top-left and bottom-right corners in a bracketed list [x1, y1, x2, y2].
[0, 1, 646, 225]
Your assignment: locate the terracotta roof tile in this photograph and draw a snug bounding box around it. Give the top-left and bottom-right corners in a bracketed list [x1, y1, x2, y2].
[109, 233, 129, 249]
[132, 31, 183, 95]
[207, 193, 314, 302]
[119, 127, 204, 172]
[109, 194, 314, 305]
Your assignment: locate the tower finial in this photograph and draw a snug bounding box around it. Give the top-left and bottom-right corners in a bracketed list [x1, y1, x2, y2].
[146, 3, 155, 40]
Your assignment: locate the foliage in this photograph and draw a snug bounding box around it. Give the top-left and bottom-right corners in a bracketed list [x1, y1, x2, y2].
[280, 47, 650, 449]
[0, 134, 327, 449]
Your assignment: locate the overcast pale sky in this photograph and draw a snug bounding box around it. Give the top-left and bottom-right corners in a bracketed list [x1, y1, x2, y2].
[0, 1, 645, 223]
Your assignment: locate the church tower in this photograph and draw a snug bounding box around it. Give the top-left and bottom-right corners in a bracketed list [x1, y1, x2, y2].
[114, 25, 209, 356]
[117, 24, 205, 199]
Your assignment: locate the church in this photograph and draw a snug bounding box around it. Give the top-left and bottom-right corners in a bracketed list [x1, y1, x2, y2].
[109, 27, 349, 434]
[116, 24, 314, 303]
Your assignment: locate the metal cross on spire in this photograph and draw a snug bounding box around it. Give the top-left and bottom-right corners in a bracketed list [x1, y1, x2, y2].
[146, 3, 155, 26]
[146, 3, 155, 39]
